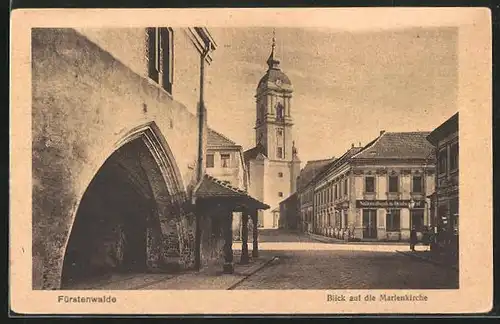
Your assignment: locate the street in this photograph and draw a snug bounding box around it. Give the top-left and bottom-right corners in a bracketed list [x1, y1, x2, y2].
[232, 229, 459, 290]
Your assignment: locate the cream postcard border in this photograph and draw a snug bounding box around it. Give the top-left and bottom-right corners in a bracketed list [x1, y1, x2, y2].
[10, 8, 492, 314]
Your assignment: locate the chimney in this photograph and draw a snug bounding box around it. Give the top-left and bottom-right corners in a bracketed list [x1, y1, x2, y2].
[380, 130, 386, 136]
[351, 143, 354, 148]
[358, 142, 361, 147]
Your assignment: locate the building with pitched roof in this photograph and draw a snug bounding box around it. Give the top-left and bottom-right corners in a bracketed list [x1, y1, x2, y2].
[205, 127, 251, 241]
[243, 32, 301, 228]
[308, 131, 436, 242]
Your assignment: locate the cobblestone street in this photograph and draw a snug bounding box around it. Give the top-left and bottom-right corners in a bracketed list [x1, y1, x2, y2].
[232, 229, 459, 290]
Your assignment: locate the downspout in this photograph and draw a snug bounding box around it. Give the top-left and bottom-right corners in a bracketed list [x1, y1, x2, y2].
[197, 42, 211, 182]
[194, 39, 211, 271]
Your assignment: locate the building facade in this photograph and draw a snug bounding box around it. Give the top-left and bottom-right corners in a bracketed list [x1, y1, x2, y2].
[310, 132, 436, 241]
[279, 192, 298, 230]
[426, 113, 459, 254]
[205, 128, 253, 240]
[244, 34, 301, 228]
[296, 158, 336, 233]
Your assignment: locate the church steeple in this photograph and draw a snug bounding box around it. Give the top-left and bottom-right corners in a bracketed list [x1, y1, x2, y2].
[266, 29, 281, 70]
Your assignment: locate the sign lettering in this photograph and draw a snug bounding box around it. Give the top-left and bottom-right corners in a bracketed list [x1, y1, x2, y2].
[355, 200, 425, 208]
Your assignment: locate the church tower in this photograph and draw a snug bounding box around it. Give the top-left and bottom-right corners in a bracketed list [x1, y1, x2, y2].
[255, 30, 295, 161]
[245, 30, 301, 228]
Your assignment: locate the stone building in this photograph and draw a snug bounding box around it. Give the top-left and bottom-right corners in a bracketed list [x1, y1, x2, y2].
[244, 34, 301, 229]
[310, 131, 436, 242]
[295, 158, 335, 233]
[426, 112, 459, 254]
[32, 27, 267, 290]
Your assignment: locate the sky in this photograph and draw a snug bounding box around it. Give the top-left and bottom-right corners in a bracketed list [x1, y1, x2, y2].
[204, 25, 459, 166]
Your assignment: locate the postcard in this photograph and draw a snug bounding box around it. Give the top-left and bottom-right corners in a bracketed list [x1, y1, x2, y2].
[10, 7, 492, 315]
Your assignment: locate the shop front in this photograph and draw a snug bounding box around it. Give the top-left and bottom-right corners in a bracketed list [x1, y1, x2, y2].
[355, 199, 429, 241]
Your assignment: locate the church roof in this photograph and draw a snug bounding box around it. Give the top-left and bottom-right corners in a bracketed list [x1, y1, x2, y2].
[207, 128, 239, 148]
[243, 143, 267, 163]
[257, 69, 292, 89]
[257, 30, 292, 90]
[352, 131, 435, 160]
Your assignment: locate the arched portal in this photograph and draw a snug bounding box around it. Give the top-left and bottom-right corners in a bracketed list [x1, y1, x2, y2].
[60, 125, 187, 289]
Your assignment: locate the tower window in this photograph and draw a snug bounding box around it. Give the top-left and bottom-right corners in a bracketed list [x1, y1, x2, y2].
[277, 147, 283, 159]
[220, 154, 230, 168]
[276, 103, 284, 121]
[278, 172, 283, 178]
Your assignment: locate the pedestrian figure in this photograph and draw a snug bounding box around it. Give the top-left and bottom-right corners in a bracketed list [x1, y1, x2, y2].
[410, 225, 417, 251]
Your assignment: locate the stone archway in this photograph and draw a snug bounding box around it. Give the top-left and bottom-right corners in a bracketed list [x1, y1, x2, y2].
[60, 123, 189, 289]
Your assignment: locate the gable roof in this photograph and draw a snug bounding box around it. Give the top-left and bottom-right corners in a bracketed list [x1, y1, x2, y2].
[243, 143, 267, 163]
[310, 146, 364, 187]
[352, 131, 435, 160]
[296, 158, 335, 191]
[194, 174, 270, 210]
[427, 112, 459, 145]
[207, 128, 238, 148]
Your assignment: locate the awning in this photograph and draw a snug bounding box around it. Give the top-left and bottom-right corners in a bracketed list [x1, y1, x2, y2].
[193, 174, 270, 211]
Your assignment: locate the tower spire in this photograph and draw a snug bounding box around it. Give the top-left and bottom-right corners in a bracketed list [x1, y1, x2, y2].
[267, 28, 280, 70]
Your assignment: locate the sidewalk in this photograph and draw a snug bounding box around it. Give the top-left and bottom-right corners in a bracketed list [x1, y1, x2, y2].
[396, 250, 458, 271]
[307, 232, 408, 245]
[69, 250, 276, 290]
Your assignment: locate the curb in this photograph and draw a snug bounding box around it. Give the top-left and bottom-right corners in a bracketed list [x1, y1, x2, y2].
[226, 256, 278, 290]
[307, 233, 409, 245]
[396, 250, 458, 271]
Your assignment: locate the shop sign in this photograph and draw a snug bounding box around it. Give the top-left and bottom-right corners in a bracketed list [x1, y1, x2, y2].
[355, 200, 425, 208]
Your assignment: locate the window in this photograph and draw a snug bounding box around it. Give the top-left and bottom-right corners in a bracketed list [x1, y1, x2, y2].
[386, 209, 401, 231]
[277, 129, 283, 137]
[365, 176, 375, 193]
[206, 154, 214, 168]
[220, 154, 230, 168]
[450, 142, 459, 171]
[277, 147, 283, 159]
[388, 175, 399, 193]
[438, 148, 447, 175]
[412, 175, 423, 193]
[278, 192, 283, 197]
[278, 172, 283, 178]
[147, 27, 174, 93]
[334, 184, 337, 200]
[344, 179, 348, 197]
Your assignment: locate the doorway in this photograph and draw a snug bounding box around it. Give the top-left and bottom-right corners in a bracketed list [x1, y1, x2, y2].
[362, 209, 377, 239]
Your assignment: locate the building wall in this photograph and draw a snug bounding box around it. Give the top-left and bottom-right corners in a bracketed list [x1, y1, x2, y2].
[435, 130, 459, 234]
[206, 149, 245, 188]
[350, 165, 435, 241]
[206, 147, 248, 240]
[311, 161, 435, 241]
[31, 28, 215, 289]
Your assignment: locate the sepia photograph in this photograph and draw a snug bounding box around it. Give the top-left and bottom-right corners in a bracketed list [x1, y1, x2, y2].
[10, 8, 492, 314]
